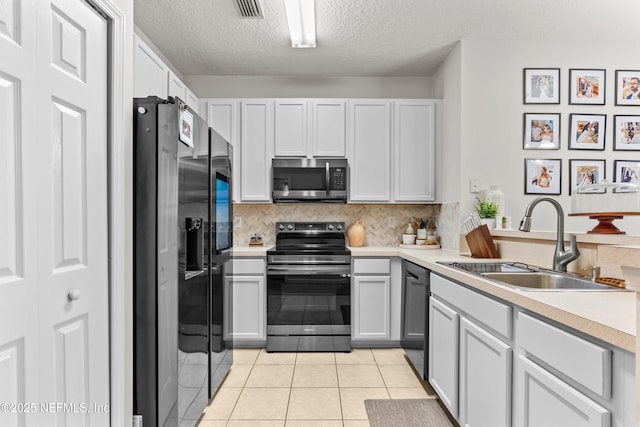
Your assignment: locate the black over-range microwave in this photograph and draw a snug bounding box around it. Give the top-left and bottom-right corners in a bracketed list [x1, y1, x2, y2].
[272, 158, 348, 203]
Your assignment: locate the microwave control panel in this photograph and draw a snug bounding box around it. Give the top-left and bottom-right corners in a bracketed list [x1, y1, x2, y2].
[330, 168, 346, 191]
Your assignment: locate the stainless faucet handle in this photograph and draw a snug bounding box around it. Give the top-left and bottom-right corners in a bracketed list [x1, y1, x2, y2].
[568, 234, 578, 247]
[583, 265, 601, 281]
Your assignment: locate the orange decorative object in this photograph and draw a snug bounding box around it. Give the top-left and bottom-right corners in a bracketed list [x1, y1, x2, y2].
[347, 220, 365, 247]
[568, 212, 640, 234]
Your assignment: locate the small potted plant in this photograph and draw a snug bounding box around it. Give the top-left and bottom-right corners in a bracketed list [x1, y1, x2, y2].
[476, 198, 498, 229]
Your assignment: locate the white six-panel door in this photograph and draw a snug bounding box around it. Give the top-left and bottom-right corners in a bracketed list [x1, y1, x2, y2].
[0, 1, 109, 426]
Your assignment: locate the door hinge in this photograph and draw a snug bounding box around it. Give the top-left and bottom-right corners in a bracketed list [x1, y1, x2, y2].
[132, 415, 143, 427]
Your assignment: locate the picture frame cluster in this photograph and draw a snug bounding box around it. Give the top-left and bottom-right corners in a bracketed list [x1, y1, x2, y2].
[522, 68, 640, 195]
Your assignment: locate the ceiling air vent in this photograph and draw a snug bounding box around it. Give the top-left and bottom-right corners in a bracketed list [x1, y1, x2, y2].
[235, 0, 264, 18]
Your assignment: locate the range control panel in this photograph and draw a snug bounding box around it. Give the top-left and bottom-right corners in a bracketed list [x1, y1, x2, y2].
[276, 222, 345, 233]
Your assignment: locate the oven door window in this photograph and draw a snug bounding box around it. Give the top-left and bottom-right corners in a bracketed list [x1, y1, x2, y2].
[267, 275, 350, 326]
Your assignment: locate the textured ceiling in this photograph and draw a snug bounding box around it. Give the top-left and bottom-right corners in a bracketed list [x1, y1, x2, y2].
[134, 0, 638, 77]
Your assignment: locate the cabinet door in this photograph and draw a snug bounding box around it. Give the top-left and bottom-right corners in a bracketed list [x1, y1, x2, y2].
[347, 100, 392, 202]
[133, 33, 167, 98]
[353, 275, 391, 340]
[459, 318, 512, 427]
[429, 296, 460, 419]
[402, 270, 426, 345]
[224, 275, 265, 341]
[240, 100, 274, 202]
[311, 100, 346, 157]
[186, 88, 199, 116]
[514, 355, 610, 427]
[275, 99, 307, 157]
[394, 100, 435, 202]
[207, 100, 240, 202]
[167, 70, 187, 102]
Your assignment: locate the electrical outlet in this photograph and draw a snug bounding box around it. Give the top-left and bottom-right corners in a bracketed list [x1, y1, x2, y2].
[233, 216, 242, 228]
[470, 179, 480, 193]
[387, 217, 397, 228]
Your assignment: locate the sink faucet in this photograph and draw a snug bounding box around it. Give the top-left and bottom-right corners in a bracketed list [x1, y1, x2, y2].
[518, 197, 580, 272]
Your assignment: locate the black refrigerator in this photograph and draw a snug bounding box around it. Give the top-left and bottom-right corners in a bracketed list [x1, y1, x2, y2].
[133, 97, 233, 427]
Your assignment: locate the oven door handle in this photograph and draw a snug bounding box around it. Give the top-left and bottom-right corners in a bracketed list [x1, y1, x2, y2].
[267, 265, 351, 276]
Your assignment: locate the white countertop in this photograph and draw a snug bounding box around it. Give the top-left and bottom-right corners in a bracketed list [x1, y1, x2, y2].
[231, 246, 273, 257]
[232, 245, 636, 353]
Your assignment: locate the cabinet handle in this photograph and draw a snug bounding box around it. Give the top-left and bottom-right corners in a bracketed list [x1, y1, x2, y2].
[67, 289, 81, 301]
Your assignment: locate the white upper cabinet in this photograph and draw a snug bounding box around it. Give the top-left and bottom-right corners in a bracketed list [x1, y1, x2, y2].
[240, 100, 274, 202]
[202, 97, 435, 204]
[274, 99, 308, 157]
[133, 34, 168, 98]
[207, 100, 240, 201]
[394, 100, 435, 202]
[186, 88, 199, 114]
[208, 100, 238, 144]
[347, 100, 392, 202]
[311, 100, 346, 157]
[168, 72, 200, 116]
[167, 70, 187, 101]
[274, 99, 346, 158]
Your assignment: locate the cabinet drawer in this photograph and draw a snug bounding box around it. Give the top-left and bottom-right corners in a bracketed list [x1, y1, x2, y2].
[517, 312, 611, 399]
[431, 274, 512, 340]
[228, 258, 265, 275]
[353, 258, 390, 274]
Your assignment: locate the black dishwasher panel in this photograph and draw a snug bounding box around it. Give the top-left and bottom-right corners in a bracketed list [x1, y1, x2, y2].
[401, 260, 430, 379]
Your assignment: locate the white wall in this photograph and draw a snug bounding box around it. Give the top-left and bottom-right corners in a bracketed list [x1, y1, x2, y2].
[433, 42, 462, 204]
[185, 75, 434, 98]
[457, 39, 640, 235]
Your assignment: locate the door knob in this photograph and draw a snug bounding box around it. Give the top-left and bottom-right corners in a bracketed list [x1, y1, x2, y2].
[67, 289, 81, 301]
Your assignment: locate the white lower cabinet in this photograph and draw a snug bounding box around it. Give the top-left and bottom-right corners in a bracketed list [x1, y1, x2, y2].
[353, 276, 391, 340]
[428, 296, 460, 418]
[352, 258, 393, 341]
[430, 273, 513, 426]
[430, 273, 634, 427]
[514, 355, 610, 427]
[224, 258, 266, 344]
[459, 317, 512, 427]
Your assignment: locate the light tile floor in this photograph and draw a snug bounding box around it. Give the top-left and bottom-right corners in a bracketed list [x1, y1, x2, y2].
[199, 348, 437, 427]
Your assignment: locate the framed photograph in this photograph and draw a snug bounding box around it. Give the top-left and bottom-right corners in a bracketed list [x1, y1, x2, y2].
[569, 159, 605, 194]
[179, 107, 194, 147]
[613, 115, 640, 150]
[614, 160, 640, 184]
[525, 158, 562, 195]
[524, 68, 560, 104]
[523, 113, 560, 149]
[568, 114, 606, 150]
[569, 69, 605, 105]
[615, 70, 640, 105]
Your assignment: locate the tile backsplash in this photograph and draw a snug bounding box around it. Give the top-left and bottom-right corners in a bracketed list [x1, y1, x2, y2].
[437, 201, 461, 250]
[233, 204, 441, 247]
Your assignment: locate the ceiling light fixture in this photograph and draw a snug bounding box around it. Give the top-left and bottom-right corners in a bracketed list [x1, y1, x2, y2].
[283, 0, 316, 48]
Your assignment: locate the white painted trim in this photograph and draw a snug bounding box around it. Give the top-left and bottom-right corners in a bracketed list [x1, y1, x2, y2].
[87, 0, 129, 426]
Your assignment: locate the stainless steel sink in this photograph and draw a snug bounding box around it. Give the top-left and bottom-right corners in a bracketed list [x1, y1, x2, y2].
[480, 272, 618, 291]
[438, 261, 625, 291]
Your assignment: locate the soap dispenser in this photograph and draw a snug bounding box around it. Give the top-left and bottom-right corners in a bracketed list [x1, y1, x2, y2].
[405, 222, 414, 234]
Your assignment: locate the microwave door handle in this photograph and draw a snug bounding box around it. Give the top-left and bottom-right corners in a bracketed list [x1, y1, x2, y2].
[325, 162, 330, 195]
